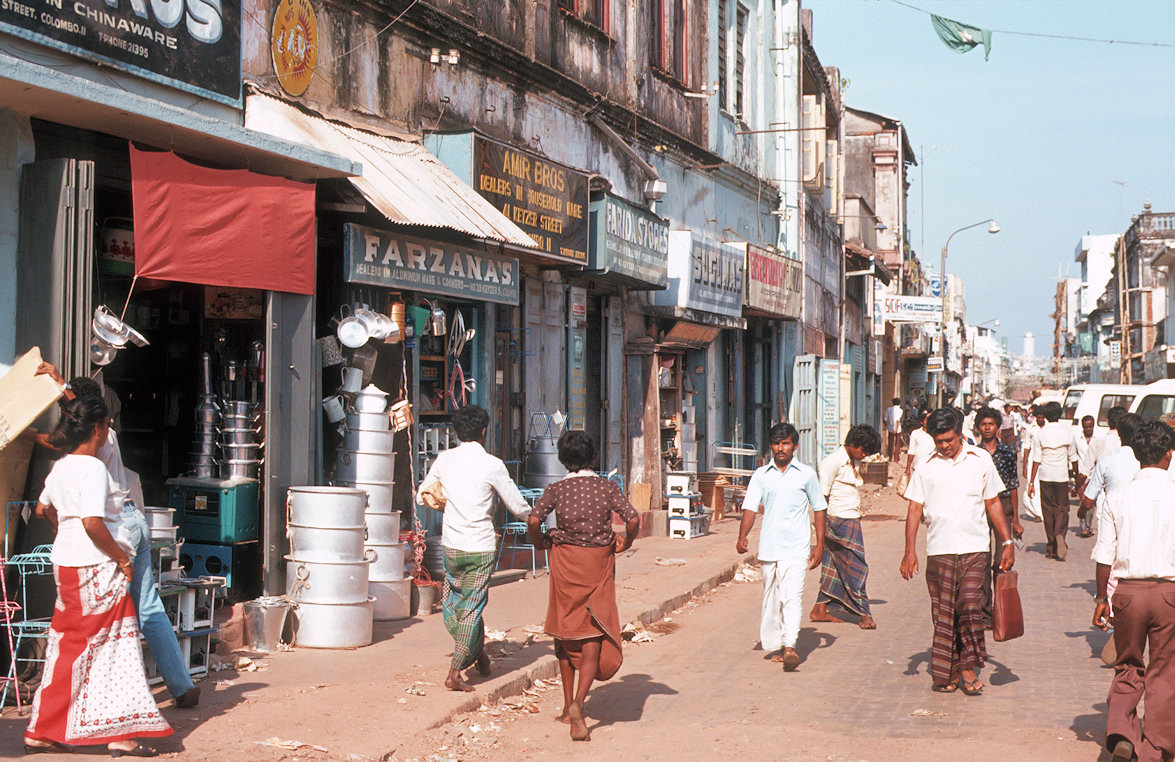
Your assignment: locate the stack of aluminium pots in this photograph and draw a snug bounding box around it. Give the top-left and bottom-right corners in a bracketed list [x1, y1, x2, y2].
[220, 400, 263, 480]
[333, 384, 410, 620]
[285, 486, 374, 648]
[189, 354, 220, 479]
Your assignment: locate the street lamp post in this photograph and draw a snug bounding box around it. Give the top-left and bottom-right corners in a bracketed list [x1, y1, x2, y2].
[938, 218, 1000, 408]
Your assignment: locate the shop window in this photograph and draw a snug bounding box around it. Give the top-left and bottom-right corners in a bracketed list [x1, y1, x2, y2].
[717, 0, 728, 110]
[559, 0, 608, 33]
[734, 4, 747, 117]
[650, 0, 689, 85]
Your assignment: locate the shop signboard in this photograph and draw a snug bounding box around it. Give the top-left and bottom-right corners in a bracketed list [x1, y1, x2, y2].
[654, 232, 745, 319]
[0, 0, 241, 104]
[343, 223, 520, 306]
[878, 295, 942, 324]
[588, 194, 668, 288]
[473, 136, 589, 264]
[744, 244, 801, 319]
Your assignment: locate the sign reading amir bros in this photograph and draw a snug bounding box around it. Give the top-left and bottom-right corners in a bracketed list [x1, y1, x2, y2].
[473, 136, 589, 265]
[0, 0, 241, 104]
[343, 224, 520, 306]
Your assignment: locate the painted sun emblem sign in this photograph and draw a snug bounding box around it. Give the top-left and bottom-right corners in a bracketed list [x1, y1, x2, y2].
[271, 0, 318, 97]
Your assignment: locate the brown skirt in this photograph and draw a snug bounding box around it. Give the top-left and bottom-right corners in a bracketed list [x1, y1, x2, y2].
[545, 543, 623, 680]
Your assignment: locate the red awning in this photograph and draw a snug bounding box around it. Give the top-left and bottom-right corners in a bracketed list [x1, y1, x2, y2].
[130, 146, 316, 295]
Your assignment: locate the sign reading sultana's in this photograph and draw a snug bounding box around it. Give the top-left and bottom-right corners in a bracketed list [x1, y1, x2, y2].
[0, 0, 241, 104]
[473, 137, 588, 264]
[344, 224, 519, 305]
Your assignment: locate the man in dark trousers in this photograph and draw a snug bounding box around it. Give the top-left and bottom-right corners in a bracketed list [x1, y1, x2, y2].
[1092, 420, 1175, 762]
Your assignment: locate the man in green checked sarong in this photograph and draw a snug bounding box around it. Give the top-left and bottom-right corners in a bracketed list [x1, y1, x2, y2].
[417, 405, 532, 692]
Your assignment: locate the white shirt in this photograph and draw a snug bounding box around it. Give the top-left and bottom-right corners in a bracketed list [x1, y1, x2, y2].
[741, 457, 826, 562]
[1074, 432, 1097, 477]
[819, 446, 862, 519]
[1030, 421, 1078, 482]
[39, 454, 130, 566]
[1092, 468, 1175, 581]
[1083, 447, 1140, 503]
[908, 428, 935, 468]
[905, 442, 1004, 556]
[417, 441, 531, 553]
[884, 405, 902, 433]
[1091, 429, 1122, 464]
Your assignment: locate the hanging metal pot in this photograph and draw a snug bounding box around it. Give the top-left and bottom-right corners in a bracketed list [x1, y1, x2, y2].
[336, 305, 370, 349]
[89, 338, 119, 367]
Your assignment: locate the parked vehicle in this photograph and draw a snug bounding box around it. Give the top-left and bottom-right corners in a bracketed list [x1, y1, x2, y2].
[1128, 379, 1175, 427]
[1060, 384, 1141, 429]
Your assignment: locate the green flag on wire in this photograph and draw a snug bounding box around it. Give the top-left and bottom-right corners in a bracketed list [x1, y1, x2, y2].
[931, 13, 992, 60]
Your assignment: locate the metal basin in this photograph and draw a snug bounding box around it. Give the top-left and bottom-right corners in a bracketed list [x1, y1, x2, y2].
[291, 597, 374, 648]
[285, 555, 371, 604]
[144, 507, 175, 529]
[288, 486, 368, 528]
[365, 542, 408, 581]
[336, 450, 395, 483]
[364, 511, 402, 544]
[150, 525, 179, 542]
[337, 480, 394, 513]
[287, 524, 367, 562]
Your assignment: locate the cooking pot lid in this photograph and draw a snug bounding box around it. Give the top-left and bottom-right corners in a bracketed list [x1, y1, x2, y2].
[358, 384, 388, 397]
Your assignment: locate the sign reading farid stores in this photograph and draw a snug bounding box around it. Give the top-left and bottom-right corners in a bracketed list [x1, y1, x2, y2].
[0, 0, 241, 104]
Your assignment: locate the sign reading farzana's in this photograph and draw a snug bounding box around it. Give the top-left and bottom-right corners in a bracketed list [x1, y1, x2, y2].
[0, 0, 241, 104]
[344, 223, 520, 306]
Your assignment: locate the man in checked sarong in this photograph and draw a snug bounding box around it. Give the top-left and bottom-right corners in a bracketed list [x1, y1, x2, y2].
[811, 425, 882, 629]
[901, 408, 1016, 695]
[417, 405, 532, 692]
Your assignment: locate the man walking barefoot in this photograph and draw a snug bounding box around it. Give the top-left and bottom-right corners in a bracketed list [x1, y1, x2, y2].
[901, 409, 1015, 695]
[417, 405, 532, 692]
[1092, 420, 1175, 762]
[975, 406, 1024, 628]
[811, 425, 882, 629]
[737, 423, 827, 671]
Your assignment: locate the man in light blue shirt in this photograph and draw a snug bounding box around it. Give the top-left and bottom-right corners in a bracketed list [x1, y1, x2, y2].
[737, 422, 827, 671]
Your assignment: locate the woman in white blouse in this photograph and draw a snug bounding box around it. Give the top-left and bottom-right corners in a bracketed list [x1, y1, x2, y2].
[23, 396, 171, 757]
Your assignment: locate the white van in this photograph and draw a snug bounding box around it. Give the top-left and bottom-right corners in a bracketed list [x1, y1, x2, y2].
[1060, 384, 1141, 430]
[1128, 379, 1175, 427]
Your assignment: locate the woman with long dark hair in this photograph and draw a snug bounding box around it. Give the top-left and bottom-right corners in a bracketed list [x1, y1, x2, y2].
[527, 430, 640, 741]
[23, 396, 171, 757]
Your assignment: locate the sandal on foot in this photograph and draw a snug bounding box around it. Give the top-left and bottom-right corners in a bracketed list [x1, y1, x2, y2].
[24, 741, 71, 755]
[931, 683, 958, 693]
[109, 744, 158, 757]
[960, 678, 984, 696]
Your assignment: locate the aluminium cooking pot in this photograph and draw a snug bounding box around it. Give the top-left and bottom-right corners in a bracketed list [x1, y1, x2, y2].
[221, 443, 262, 461]
[336, 450, 396, 483]
[285, 555, 372, 604]
[220, 427, 260, 445]
[287, 485, 369, 527]
[343, 427, 394, 453]
[291, 596, 374, 648]
[337, 480, 394, 513]
[144, 507, 176, 529]
[221, 459, 262, 480]
[189, 441, 218, 457]
[287, 523, 367, 562]
[345, 411, 390, 432]
[370, 578, 411, 621]
[350, 384, 389, 414]
[365, 541, 408, 581]
[363, 511, 402, 544]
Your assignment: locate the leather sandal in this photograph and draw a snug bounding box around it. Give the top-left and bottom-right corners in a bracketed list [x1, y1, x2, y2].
[109, 744, 158, 758]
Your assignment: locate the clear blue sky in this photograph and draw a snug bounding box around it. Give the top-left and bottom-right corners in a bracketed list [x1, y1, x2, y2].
[807, 0, 1175, 356]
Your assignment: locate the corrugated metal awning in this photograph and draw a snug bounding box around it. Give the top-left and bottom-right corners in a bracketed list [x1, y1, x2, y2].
[244, 92, 539, 248]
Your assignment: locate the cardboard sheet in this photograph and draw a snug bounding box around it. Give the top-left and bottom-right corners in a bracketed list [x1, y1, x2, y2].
[0, 347, 65, 451]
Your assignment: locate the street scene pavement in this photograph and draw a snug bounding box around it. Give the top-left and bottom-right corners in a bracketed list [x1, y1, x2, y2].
[2, 470, 1118, 760]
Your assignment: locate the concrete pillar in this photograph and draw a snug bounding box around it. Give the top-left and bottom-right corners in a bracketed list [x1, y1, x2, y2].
[0, 109, 35, 363]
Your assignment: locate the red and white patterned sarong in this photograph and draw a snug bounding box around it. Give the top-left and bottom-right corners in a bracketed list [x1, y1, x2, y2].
[25, 561, 172, 746]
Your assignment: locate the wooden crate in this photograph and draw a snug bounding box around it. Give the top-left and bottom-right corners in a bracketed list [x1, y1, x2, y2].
[861, 461, 888, 486]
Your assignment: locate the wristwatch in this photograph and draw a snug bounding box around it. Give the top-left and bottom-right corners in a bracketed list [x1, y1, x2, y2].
[1094, 596, 1108, 603]
[1001, 539, 1015, 547]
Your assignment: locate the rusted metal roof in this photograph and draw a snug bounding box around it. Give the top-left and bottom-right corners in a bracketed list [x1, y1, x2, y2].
[245, 92, 539, 248]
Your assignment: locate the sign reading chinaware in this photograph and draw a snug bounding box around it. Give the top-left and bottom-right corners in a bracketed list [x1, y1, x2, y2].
[473, 136, 589, 264]
[588, 194, 668, 288]
[0, 0, 242, 104]
[344, 224, 519, 306]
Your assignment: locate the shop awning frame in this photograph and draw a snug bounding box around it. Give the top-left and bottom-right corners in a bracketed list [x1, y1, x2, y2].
[245, 92, 540, 249]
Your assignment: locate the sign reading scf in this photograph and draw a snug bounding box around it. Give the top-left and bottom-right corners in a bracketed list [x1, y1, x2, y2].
[878, 295, 942, 324]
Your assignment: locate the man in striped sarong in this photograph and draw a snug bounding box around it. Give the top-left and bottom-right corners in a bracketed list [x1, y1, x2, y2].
[812, 425, 882, 629]
[901, 408, 1016, 695]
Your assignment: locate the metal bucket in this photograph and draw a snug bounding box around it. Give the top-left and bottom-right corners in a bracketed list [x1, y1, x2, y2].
[288, 486, 368, 528]
[365, 542, 407, 581]
[287, 524, 367, 562]
[364, 511, 402, 544]
[370, 578, 411, 621]
[422, 536, 445, 580]
[336, 450, 395, 483]
[243, 596, 291, 652]
[524, 438, 566, 489]
[285, 555, 372, 604]
[292, 597, 374, 648]
[338, 480, 394, 513]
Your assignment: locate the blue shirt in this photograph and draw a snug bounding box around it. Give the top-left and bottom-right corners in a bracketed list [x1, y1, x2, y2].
[741, 458, 827, 562]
